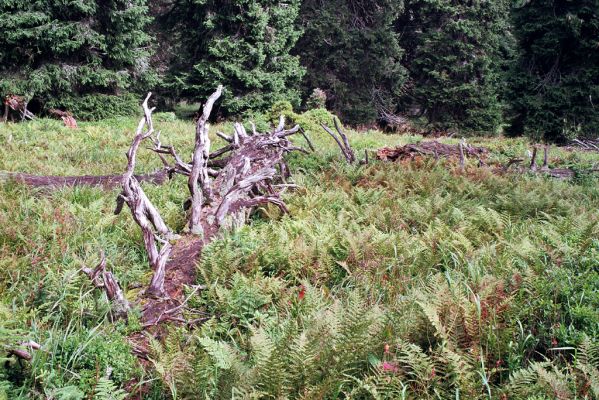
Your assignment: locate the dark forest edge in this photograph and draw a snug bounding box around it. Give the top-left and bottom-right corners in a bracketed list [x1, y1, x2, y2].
[1, 0, 598, 143]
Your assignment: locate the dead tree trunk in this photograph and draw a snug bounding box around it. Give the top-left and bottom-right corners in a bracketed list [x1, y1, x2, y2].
[111, 87, 304, 325]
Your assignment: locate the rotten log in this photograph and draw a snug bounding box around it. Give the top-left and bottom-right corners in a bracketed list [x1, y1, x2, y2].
[376, 141, 489, 162]
[0, 169, 169, 190]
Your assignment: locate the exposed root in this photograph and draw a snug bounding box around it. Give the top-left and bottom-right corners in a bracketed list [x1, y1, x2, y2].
[102, 88, 306, 383]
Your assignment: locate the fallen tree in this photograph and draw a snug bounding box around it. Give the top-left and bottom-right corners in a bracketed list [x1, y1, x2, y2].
[376, 141, 489, 162]
[81, 87, 305, 364]
[0, 169, 169, 189]
[376, 141, 598, 179]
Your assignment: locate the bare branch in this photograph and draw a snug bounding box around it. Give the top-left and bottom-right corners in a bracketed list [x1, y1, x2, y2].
[121, 93, 176, 298]
[234, 122, 248, 139]
[333, 117, 356, 163]
[276, 115, 286, 132]
[529, 146, 538, 171]
[188, 85, 223, 235]
[216, 131, 232, 143]
[82, 252, 130, 319]
[323, 117, 357, 163]
[299, 127, 316, 152]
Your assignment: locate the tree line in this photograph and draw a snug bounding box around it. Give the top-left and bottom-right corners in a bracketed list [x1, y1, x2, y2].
[0, 0, 597, 142]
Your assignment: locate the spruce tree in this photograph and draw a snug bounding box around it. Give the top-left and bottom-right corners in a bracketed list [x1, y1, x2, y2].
[399, 0, 511, 133]
[167, 0, 305, 116]
[508, 0, 599, 142]
[295, 0, 406, 125]
[0, 0, 155, 119]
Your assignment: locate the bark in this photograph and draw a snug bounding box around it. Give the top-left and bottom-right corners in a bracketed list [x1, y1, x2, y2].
[188, 86, 223, 235]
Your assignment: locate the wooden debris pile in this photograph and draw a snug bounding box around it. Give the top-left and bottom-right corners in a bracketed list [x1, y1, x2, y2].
[376, 141, 488, 162]
[569, 138, 599, 152]
[3, 94, 34, 122]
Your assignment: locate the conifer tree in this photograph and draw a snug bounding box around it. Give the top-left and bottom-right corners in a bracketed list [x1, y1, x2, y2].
[295, 0, 406, 125]
[0, 0, 155, 119]
[167, 0, 305, 116]
[399, 0, 511, 133]
[508, 0, 599, 142]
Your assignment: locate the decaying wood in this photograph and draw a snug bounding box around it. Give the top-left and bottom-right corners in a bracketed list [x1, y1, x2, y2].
[322, 117, 357, 164]
[82, 252, 130, 319]
[0, 169, 169, 189]
[119, 93, 178, 298]
[188, 85, 223, 235]
[376, 141, 489, 162]
[4, 95, 34, 121]
[570, 138, 599, 152]
[502, 145, 597, 179]
[375, 141, 597, 180]
[529, 146, 538, 171]
[6, 341, 41, 362]
[110, 88, 306, 381]
[299, 127, 316, 152]
[114, 87, 304, 328]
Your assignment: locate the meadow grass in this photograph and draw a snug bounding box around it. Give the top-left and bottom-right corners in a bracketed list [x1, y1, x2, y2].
[0, 116, 598, 399]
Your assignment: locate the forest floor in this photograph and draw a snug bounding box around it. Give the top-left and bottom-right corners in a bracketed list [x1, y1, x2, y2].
[0, 116, 598, 399]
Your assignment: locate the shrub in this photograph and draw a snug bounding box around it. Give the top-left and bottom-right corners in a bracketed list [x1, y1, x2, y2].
[46, 93, 140, 121]
[306, 88, 327, 110]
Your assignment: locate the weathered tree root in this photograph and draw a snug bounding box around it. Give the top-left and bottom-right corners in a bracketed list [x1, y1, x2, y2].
[88, 87, 305, 380]
[0, 169, 169, 189]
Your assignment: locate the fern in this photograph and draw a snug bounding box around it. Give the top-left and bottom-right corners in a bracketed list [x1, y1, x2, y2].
[576, 335, 599, 398]
[147, 333, 194, 399]
[93, 377, 127, 400]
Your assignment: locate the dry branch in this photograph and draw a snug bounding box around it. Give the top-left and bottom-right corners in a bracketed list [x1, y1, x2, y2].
[82, 252, 130, 319]
[120, 93, 178, 298]
[188, 85, 223, 235]
[322, 117, 356, 163]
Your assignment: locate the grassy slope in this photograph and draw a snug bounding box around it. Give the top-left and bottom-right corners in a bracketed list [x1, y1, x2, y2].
[0, 116, 598, 399]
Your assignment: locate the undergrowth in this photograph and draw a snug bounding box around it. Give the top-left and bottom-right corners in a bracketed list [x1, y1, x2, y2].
[0, 115, 597, 399]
